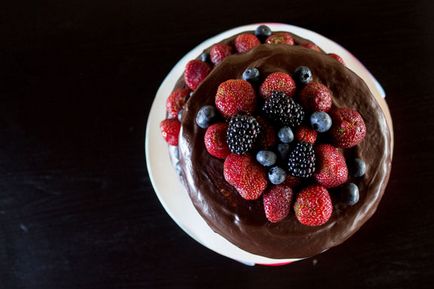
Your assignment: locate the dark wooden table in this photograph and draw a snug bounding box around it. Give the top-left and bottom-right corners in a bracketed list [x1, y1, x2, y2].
[1, 0, 433, 288]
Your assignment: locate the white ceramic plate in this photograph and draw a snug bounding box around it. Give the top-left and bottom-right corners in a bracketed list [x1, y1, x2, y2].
[145, 23, 391, 266]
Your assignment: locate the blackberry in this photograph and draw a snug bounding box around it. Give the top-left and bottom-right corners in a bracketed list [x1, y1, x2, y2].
[287, 142, 316, 178]
[227, 114, 261, 154]
[262, 91, 305, 128]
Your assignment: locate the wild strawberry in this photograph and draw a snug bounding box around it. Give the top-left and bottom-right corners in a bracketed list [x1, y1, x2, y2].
[328, 53, 345, 65]
[295, 126, 317, 144]
[166, 88, 190, 118]
[299, 82, 333, 112]
[263, 185, 293, 223]
[204, 123, 230, 159]
[184, 59, 211, 90]
[160, 118, 181, 146]
[301, 42, 321, 52]
[330, 108, 366, 148]
[314, 144, 348, 188]
[215, 79, 256, 117]
[294, 185, 333, 226]
[234, 33, 260, 53]
[260, 72, 296, 99]
[265, 32, 294, 45]
[223, 154, 267, 200]
[210, 43, 232, 65]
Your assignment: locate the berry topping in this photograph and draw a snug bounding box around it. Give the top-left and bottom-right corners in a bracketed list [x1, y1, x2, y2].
[256, 150, 277, 167]
[301, 42, 321, 52]
[242, 67, 260, 83]
[340, 183, 360, 206]
[330, 108, 366, 148]
[314, 144, 348, 188]
[295, 126, 318, 144]
[268, 166, 287, 185]
[294, 185, 333, 226]
[160, 118, 181, 146]
[204, 123, 230, 159]
[262, 91, 305, 127]
[299, 82, 333, 112]
[328, 53, 345, 65]
[287, 142, 316, 178]
[199, 52, 210, 63]
[215, 79, 257, 117]
[277, 143, 290, 161]
[293, 66, 313, 85]
[256, 116, 277, 149]
[196, 105, 217, 129]
[255, 25, 272, 42]
[260, 72, 296, 99]
[348, 158, 367, 177]
[263, 185, 293, 223]
[227, 114, 261, 154]
[277, 126, 294, 144]
[234, 33, 260, 53]
[184, 59, 211, 90]
[166, 88, 190, 119]
[223, 154, 267, 200]
[265, 32, 294, 45]
[210, 43, 232, 65]
[310, 111, 332, 132]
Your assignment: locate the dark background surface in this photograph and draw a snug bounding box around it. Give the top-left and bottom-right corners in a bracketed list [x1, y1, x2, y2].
[1, 0, 433, 288]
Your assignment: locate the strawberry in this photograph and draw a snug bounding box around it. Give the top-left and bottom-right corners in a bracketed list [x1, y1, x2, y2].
[294, 185, 333, 226]
[263, 185, 293, 223]
[210, 43, 232, 65]
[295, 126, 317, 144]
[328, 53, 345, 65]
[256, 116, 277, 149]
[184, 59, 211, 90]
[215, 79, 256, 117]
[204, 123, 230, 159]
[330, 108, 366, 148]
[166, 88, 190, 118]
[299, 81, 333, 112]
[234, 33, 260, 53]
[301, 42, 321, 52]
[314, 144, 348, 188]
[223, 154, 267, 200]
[259, 72, 296, 99]
[160, 118, 181, 146]
[265, 32, 294, 45]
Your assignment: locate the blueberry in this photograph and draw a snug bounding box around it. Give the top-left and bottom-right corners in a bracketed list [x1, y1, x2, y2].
[256, 150, 277, 167]
[294, 66, 313, 85]
[277, 143, 290, 161]
[255, 25, 272, 42]
[278, 126, 294, 143]
[196, 105, 217, 128]
[242, 67, 260, 83]
[341, 183, 360, 206]
[268, 166, 287, 185]
[348, 158, 366, 177]
[310, 111, 332, 132]
[199, 52, 210, 63]
[177, 109, 183, 122]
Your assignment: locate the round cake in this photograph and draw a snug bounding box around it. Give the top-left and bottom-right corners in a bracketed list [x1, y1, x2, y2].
[159, 25, 393, 259]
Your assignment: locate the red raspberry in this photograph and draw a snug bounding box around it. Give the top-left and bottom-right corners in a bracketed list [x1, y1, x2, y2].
[234, 33, 260, 53]
[330, 108, 366, 148]
[263, 185, 293, 223]
[295, 126, 317, 144]
[301, 42, 321, 52]
[299, 81, 333, 112]
[166, 88, 190, 118]
[328, 53, 345, 65]
[314, 144, 348, 188]
[160, 118, 181, 146]
[210, 43, 232, 65]
[294, 185, 333, 226]
[265, 32, 294, 45]
[223, 154, 267, 200]
[184, 59, 211, 90]
[256, 116, 277, 149]
[204, 123, 230, 159]
[215, 79, 256, 117]
[260, 72, 296, 99]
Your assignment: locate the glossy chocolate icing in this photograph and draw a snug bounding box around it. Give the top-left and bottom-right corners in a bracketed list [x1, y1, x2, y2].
[173, 33, 392, 259]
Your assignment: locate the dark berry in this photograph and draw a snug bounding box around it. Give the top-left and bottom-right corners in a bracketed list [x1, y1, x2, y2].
[310, 111, 332, 132]
[278, 126, 294, 144]
[348, 158, 366, 177]
[341, 183, 360, 205]
[255, 25, 272, 42]
[268, 166, 287, 185]
[256, 150, 277, 167]
[293, 66, 313, 85]
[196, 105, 217, 129]
[242, 67, 260, 83]
[262, 91, 305, 128]
[227, 114, 261, 154]
[199, 52, 210, 63]
[277, 143, 290, 161]
[287, 142, 316, 178]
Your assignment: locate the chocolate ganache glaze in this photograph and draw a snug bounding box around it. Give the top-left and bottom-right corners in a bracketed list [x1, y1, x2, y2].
[174, 34, 392, 259]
